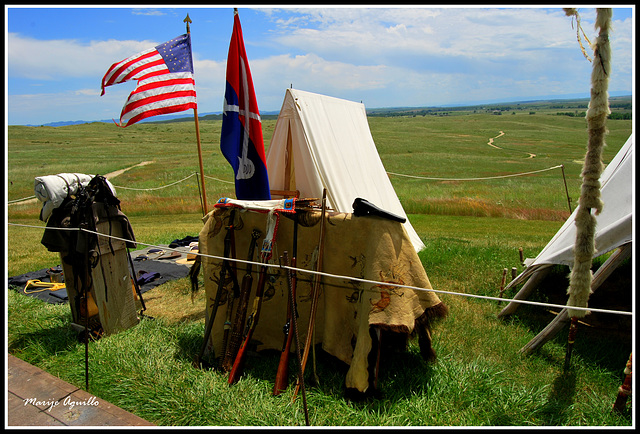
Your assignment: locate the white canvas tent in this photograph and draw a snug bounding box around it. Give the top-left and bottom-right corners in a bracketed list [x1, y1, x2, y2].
[265, 88, 425, 252]
[498, 134, 633, 353]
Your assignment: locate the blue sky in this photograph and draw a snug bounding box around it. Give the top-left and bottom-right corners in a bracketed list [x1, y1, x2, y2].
[5, 5, 635, 126]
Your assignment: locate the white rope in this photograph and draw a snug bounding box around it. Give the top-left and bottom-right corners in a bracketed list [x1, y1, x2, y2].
[7, 195, 37, 204]
[7, 222, 632, 317]
[8, 167, 558, 204]
[8, 172, 234, 203]
[111, 173, 197, 191]
[387, 165, 564, 181]
[203, 174, 235, 185]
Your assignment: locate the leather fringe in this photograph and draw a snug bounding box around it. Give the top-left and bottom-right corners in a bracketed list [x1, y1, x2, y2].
[414, 302, 449, 363]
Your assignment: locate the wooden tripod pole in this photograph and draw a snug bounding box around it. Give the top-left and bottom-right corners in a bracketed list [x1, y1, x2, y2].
[185, 14, 208, 216]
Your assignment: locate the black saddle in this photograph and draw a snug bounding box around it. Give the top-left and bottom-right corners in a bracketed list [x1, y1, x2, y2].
[352, 197, 406, 223]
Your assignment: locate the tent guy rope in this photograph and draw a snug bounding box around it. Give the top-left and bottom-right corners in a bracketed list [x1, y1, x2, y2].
[8, 164, 564, 204]
[387, 165, 564, 181]
[7, 222, 632, 318]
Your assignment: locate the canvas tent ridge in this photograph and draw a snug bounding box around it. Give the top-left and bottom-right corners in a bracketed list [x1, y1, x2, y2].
[265, 88, 425, 252]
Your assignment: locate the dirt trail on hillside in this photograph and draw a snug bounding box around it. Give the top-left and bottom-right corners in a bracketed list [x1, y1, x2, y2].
[9, 161, 155, 207]
[104, 161, 154, 179]
[487, 131, 536, 158]
[487, 131, 505, 148]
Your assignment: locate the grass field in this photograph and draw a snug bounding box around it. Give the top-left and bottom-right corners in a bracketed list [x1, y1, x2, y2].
[5, 101, 634, 427]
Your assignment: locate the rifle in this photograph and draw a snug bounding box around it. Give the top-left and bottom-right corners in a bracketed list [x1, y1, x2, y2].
[220, 230, 240, 366]
[293, 189, 327, 402]
[221, 229, 261, 372]
[273, 214, 299, 395]
[228, 256, 269, 384]
[196, 209, 237, 368]
[228, 226, 276, 384]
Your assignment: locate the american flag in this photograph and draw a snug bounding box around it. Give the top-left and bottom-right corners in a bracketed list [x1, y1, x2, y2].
[101, 34, 197, 127]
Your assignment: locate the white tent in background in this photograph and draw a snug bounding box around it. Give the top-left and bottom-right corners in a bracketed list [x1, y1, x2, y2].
[498, 134, 633, 353]
[265, 88, 425, 252]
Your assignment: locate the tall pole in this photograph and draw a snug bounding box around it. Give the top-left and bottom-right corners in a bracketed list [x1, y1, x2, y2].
[185, 14, 209, 216]
[563, 8, 612, 371]
[560, 164, 572, 214]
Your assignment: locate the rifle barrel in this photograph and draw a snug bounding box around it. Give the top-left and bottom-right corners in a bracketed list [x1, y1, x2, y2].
[222, 229, 260, 371]
[273, 254, 296, 395]
[273, 215, 298, 395]
[228, 261, 268, 385]
[196, 209, 236, 368]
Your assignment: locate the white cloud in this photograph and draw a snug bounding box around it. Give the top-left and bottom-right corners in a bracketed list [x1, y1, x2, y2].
[7, 32, 160, 80]
[5, 7, 633, 125]
[8, 88, 130, 125]
[275, 8, 588, 64]
[132, 9, 166, 16]
[75, 88, 101, 96]
[259, 7, 631, 101]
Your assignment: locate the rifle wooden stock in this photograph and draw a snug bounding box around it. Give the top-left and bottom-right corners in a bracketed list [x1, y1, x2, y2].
[228, 260, 269, 385]
[273, 255, 296, 395]
[273, 215, 298, 395]
[196, 209, 236, 368]
[221, 229, 261, 372]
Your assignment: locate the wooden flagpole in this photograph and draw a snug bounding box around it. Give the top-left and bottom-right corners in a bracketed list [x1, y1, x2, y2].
[185, 14, 209, 216]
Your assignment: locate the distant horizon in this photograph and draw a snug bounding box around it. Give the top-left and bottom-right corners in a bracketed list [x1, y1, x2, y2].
[13, 91, 633, 127]
[6, 6, 633, 126]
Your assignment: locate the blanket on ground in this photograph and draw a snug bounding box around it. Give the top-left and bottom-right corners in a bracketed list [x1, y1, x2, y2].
[9, 246, 193, 305]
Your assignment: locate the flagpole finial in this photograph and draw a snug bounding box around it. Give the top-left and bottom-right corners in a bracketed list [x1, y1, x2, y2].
[184, 14, 192, 33]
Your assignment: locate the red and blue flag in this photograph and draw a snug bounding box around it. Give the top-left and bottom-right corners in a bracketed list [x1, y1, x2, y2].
[220, 10, 271, 200]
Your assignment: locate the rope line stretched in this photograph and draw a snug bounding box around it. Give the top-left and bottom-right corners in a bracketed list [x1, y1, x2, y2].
[8, 195, 37, 204]
[387, 165, 564, 181]
[7, 222, 632, 318]
[111, 173, 197, 191]
[8, 165, 565, 204]
[203, 174, 235, 185]
[7, 172, 233, 204]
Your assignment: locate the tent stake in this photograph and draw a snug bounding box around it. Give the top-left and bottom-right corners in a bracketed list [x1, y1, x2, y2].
[497, 268, 507, 304]
[563, 316, 578, 373]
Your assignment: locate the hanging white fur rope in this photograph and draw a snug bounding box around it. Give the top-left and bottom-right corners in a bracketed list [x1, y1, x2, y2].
[566, 8, 612, 320]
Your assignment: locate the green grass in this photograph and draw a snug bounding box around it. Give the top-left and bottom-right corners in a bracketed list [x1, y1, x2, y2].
[6, 280, 632, 426]
[6, 106, 633, 426]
